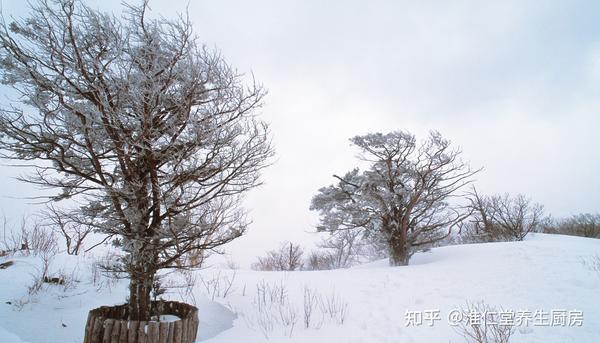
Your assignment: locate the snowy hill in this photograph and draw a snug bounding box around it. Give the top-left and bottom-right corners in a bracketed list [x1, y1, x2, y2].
[0, 234, 598, 343]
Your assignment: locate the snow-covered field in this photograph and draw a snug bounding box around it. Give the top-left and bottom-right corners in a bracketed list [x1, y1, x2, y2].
[0, 234, 598, 343]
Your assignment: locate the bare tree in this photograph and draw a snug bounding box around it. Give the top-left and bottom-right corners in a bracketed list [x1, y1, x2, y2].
[555, 213, 600, 238]
[467, 189, 544, 242]
[0, 0, 272, 321]
[311, 131, 479, 266]
[462, 187, 496, 242]
[252, 242, 304, 271]
[490, 194, 544, 241]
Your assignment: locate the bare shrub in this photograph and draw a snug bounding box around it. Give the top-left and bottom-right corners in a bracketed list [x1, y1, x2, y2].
[181, 270, 198, 305]
[303, 286, 323, 329]
[245, 281, 349, 339]
[305, 250, 338, 271]
[89, 259, 103, 288]
[1, 216, 12, 253]
[24, 222, 59, 256]
[247, 280, 297, 338]
[1, 216, 59, 256]
[13, 250, 80, 308]
[256, 280, 288, 305]
[27, 254, 53, 296]
[225, 258, 240, 270]
[321, 290, 349, 325]
[308, 228, 370, 270]
[198, 270, 237, 300]
[12, 251, 56, 310]
[309, 228, 391, 266]
[453, 301, 515, 343]
[252, 242, 304, 271]
[278, 300, 298, 337]
[165, 269, 198, 306]
[55, 266, 80, 293]
[41, 266, 80, 294]
[40, 205, 94, 255]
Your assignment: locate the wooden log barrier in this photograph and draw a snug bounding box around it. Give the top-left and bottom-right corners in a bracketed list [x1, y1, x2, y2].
[83, 301, 199, 343]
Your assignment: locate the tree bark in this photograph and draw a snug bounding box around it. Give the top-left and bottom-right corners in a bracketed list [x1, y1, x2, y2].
[129, 276, 153, 321]
[128, 245, 157, 321]
[383, 210, 411, 266]
[388, 235, 410, 266]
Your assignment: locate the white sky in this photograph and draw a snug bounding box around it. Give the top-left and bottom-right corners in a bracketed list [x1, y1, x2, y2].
[0, 0, 599, 265]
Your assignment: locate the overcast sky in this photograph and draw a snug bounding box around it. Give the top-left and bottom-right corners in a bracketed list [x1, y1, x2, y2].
[0, 0, 599, 265]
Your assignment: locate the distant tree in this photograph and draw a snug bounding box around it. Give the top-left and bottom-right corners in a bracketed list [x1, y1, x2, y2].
[317, 229, 366, 269]
[252, 241, 304, 271]
[467, 189, 545, 242]
[0, 0, 272, 321]
[308, 227, 390, 271]
[311, 131, 479, 266]
[554, 213, 600, 238]
[305, 229, 364, 270]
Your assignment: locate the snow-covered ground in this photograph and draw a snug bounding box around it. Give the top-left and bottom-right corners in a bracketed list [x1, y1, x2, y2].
[0, 234, 598, 343]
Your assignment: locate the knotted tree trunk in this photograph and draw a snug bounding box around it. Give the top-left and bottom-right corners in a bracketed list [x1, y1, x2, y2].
[383, 211, 411, 266]
[388, 232, 410, 266]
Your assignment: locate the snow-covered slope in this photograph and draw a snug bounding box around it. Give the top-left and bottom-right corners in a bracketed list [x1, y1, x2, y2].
[0, 234, 598, 343]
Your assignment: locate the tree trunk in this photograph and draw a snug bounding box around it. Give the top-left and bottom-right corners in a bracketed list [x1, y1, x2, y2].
[388, 222, 410, 266]
[384, 211, 411, 266]
[128, 244, 157, 321]
[389, 238, 410, 266]
[129, 275, 153, 321]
